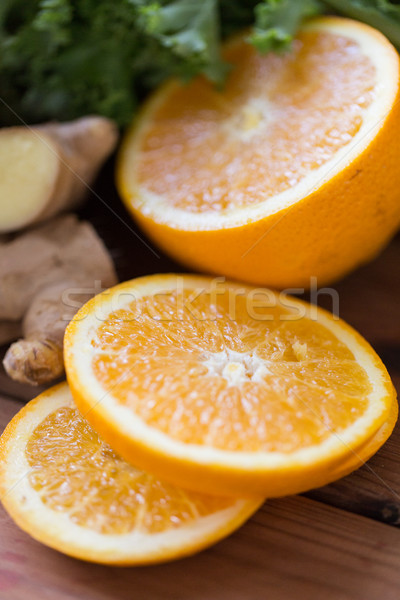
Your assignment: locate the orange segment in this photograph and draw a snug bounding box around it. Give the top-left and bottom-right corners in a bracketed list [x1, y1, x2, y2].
[64, 274, 396, 497]
[0, 383, 261, 565]
[91, 303, 370, 453]
[26, 404, 234, 535]
[117, 17, 400, 288]
[137, 30, 375, 212]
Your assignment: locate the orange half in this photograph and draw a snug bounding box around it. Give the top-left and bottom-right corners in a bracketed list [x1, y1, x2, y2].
[117, 17, 400, 288]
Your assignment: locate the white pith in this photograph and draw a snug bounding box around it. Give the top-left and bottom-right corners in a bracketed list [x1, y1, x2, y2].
[203, 349, 271, 386]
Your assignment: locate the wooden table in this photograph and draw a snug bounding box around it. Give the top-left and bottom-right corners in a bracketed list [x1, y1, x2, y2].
[0, 175, 399, 599]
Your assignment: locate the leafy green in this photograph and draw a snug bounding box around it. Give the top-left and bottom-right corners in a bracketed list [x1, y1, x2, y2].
[250, 0, 323, 53]
[1, 0, 400, 127]
[0, 0, 226, 126]
[137, 0, 227, 83]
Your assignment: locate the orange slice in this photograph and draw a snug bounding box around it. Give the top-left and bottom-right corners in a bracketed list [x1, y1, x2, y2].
[319, 397, 397, 483]
[64, 274, 396, 497]
[117, 17, 400, 288]
[0, 383, 261, 565]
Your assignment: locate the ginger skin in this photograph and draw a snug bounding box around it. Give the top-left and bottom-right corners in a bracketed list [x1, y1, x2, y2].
[0, 116, 118, 232]
[4, 340, 63, 387]
[0, 214, 116, 320]
[2, 215, 117, 385]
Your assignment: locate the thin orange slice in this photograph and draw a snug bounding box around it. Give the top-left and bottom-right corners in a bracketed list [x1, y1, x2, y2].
[0, 383, 261, 565]
[117, 17, 400, 288]
[319, 398, 397, 483]
[64, 274, 396, 497]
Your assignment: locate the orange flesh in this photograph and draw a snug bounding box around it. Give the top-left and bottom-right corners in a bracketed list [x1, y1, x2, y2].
[26, 405, 233, 535]
[91, 289, 371, 453]
[136, 31, 376, 213]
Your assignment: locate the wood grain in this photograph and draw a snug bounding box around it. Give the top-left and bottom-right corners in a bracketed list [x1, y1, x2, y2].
[1, 493, 399, 600]
[316, 236, 400, 350]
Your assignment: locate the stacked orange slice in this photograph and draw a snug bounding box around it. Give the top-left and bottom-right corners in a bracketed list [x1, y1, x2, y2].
[63, 275, 397, 497]
[0, 383, 261, 565]
[0, 274, 396, 563]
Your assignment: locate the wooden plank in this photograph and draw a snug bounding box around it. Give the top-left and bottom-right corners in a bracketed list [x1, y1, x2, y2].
[0, 495, 399, 600]
[316, 235, 400, 349]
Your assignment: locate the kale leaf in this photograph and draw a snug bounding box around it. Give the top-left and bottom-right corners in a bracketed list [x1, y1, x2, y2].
[0, 0, 400, 127]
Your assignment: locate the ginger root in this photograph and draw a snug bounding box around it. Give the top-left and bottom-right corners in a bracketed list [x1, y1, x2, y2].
[0, 214, 116, 320]
[2, 214, 117, 385]
[0, 116, 118, 232]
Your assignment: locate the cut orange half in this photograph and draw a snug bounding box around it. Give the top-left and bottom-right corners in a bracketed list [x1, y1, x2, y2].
[117, 17, 400, 288]
[64, 274, 397, 497]
[0, 383, 261, 565]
